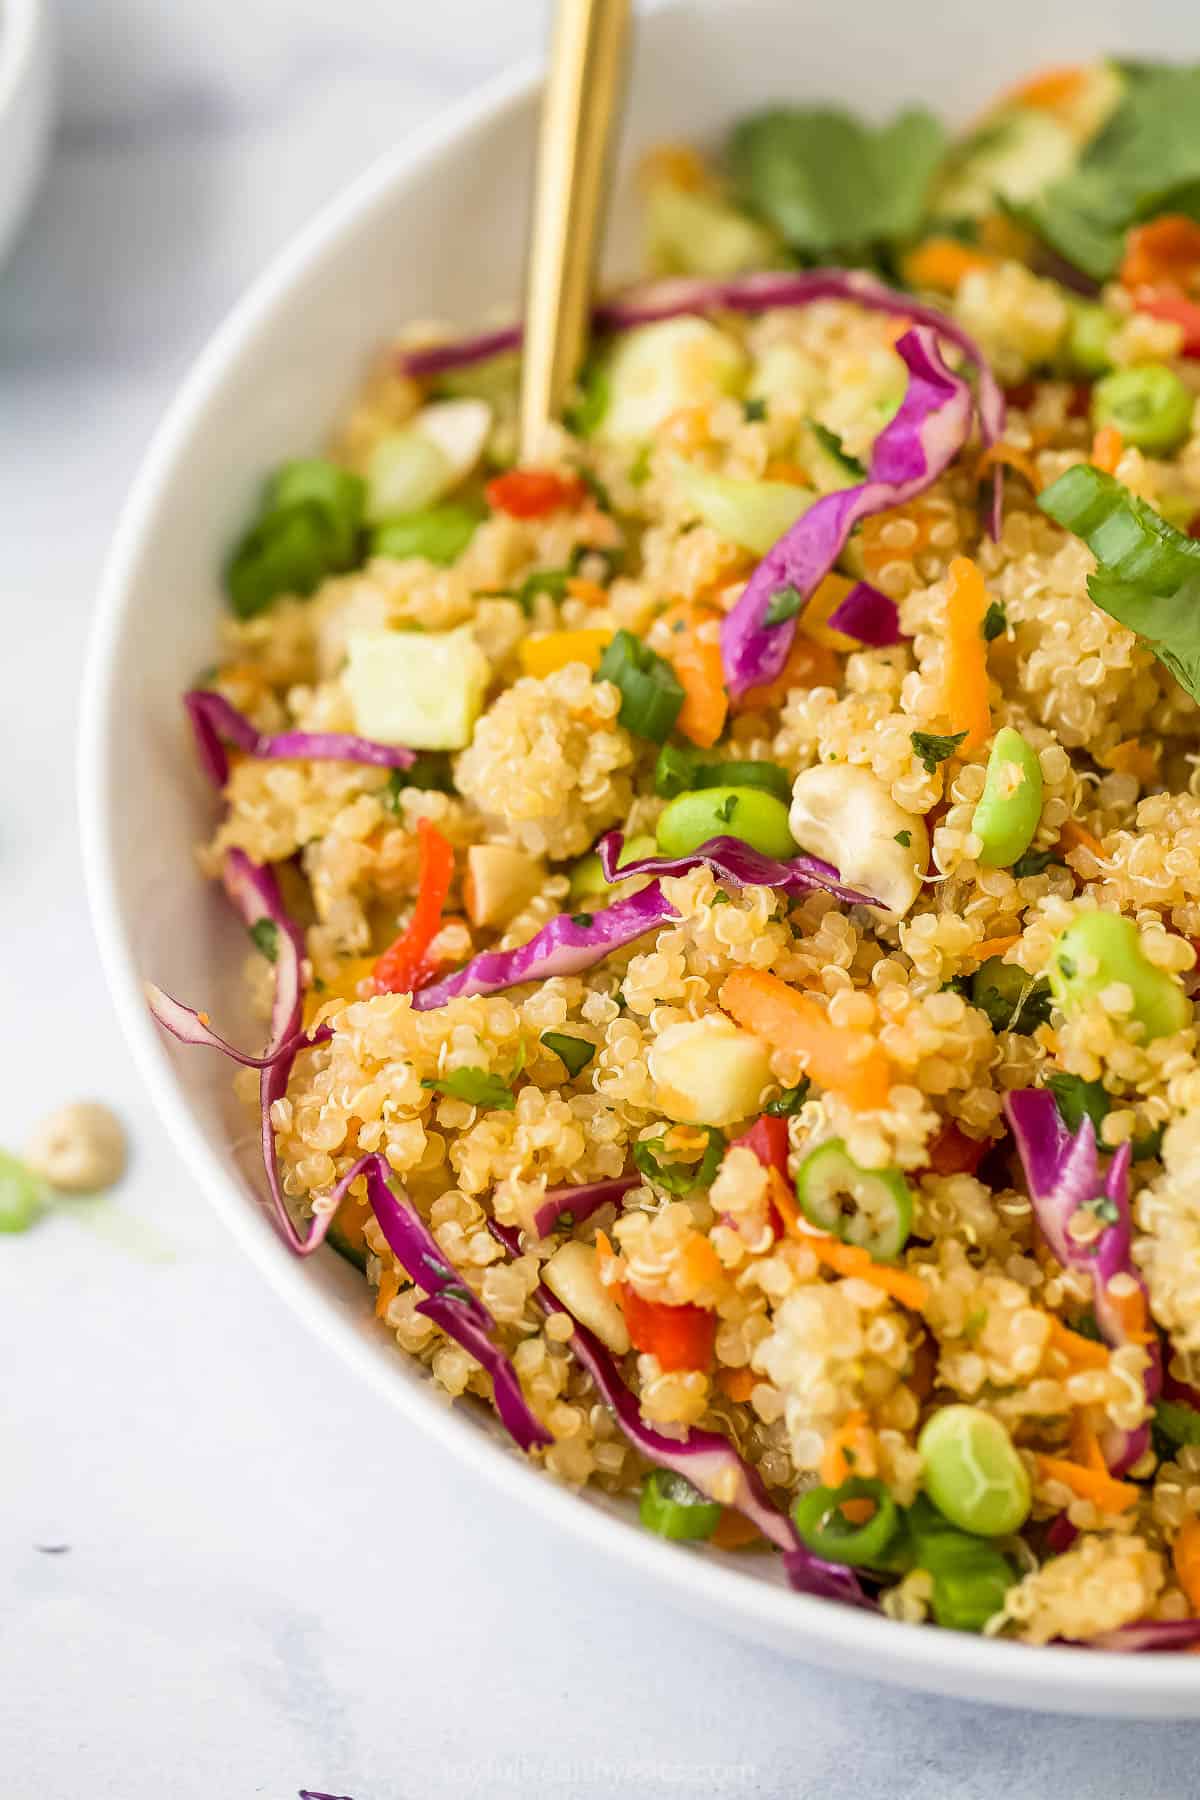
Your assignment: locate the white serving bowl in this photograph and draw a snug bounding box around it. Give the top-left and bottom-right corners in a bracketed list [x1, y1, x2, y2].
[82, 0, 1200, 1716]
[0, 0, 54, 267]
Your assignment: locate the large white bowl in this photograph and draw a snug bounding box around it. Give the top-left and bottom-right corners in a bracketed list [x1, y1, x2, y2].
[81, 0, 1200, 1716]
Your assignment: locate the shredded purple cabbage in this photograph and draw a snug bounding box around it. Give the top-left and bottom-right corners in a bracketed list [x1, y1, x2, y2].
[531, 1173, 640, 1239]
[186, 690, 414, 789]
[486, 1218, 868, 1601]
[397, 269, 1003, 448]
[1006, 1090, 1161, 1473]
[412, 882, 677, 1011]
[721, 328, 973, 696]
[824, 580, 903, 647]
[594, 831, 877, 908]
[1066, 1618, 1200, 1653]
[325, 1153, 551, 1450]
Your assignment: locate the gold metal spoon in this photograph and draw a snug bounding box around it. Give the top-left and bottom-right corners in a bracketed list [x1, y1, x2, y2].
[518, 0, 631, 464]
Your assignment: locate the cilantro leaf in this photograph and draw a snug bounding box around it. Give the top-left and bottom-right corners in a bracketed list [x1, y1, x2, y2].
[894, 830, 912, 847]
[1046, 1072, 1110, 1137]
[910, 729, 967, 774]
[982, 601, 1007, 642]
[808, 420, 866, 481]
[728, 106, 946, 259]
[384, 756, 454, 810]
[539, 1032, 596, 1078]
[633, 1127, 726, 1194]
[743, 397, 768, 423]
[1010, 847, 1061, 880]
[1021, 64, 1200, 281]
[765, 1080, 810, 1117]
[422, 1067, 516, 1110]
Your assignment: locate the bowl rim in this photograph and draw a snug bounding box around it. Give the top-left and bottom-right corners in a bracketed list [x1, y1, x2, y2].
[0, 0, 42, 117]
[78, 35, 1200, 1713]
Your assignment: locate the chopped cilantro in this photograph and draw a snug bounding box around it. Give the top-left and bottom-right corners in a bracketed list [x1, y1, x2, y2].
[765, 1080, 810, 1117]
[570, 913, 595, 929]
[894, 830, 911, 847]
[249, 919, 279, 963]
[1046, 1072, 1110, 1137]
[743, 396, 768, 422]
[910, 729, 968, 774]
[1010, 847, 1061, 880]
[384, 756, 454, 809]
[715, 793, 739, 824]
[539, 1032, 596, 1079]
[633, 1126, 726, 1195]
[982, 601, 1007, 642]
[421, 1066, 516, 1110]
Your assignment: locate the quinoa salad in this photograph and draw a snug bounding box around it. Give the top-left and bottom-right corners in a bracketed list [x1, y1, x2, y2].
[155, 59, 1200, 1649]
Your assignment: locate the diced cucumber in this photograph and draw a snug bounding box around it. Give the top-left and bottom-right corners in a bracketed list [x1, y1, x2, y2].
[345, 625, 491, 750]
[934, 107, 1077, 219]
[365, 399, 491, 522]
[596, 318, 747, 446]
[669, 455, 812, 554]
[645, 181, 784, 278]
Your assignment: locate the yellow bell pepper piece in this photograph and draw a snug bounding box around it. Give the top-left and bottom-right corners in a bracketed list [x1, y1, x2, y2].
[519, 629, 613, 679]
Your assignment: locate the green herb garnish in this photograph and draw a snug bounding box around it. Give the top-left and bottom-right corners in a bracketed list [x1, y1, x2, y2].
[982, 601, 1007, 642]
[764, 584, 806, 627]
[539, 1032, 596, 1078]
[422, 1067, 516, 1110]
[633, 1126, 726, 1195]
[765, 1080, 810, 1117]
[249, 919, 279, 963]
[911, 729, 967, 774]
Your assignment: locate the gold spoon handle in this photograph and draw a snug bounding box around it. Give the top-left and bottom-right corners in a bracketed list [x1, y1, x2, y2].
[519, 0, 631, 464]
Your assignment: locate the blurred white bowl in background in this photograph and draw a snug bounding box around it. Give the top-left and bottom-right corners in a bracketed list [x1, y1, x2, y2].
[0, 0, 55, 268]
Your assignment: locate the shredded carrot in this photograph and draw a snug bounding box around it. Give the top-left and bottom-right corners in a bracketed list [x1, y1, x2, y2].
[731, 632, 839, 714]
[766, 1166, 800, 1236]
[1101, 737, 1160, 787]
[1091, 424, 1124, 475]
[1046, 1316, 1110, 1373]
[594, 1228, 618, 1284]
[1120, 215, 1200, 294]
[1059, 818, 1107, 860]
[680, 1233, 723, 1289]
[942, 556, 991, 752]
[710, 1509, 764, 1550]
[1100, 1278, 1152, 1345]
[375, 1265, 400, 1319]
[1005, 64, 1088, 114]
[976, 442, 1041, 495]
[720, 968, 891, 1111]
[716, 1367, 758, 1404]
[565, 575, 609, 607]
[820, 1409, 873, 1487]
[902, 237, 998, 293]
[519, 628, 612, 679]
[970, 933, 1021, 964]
[1037, 1454, 1138, 1513]
[1173, 1519, 1200, 1612]
[808, 1237, 930, 1312]
[657, 602, 728, 748]
[1068, 1410, 1110, 1473]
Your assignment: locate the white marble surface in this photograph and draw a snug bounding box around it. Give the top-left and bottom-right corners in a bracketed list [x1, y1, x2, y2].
[2, 5, 1199, 1795]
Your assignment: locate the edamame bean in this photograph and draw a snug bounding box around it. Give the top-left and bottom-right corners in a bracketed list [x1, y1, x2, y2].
[568, 833, 656, 902]
[656, 785, 797, 860]
[972, 728, 1043, 869]
[918, 1405, 1031, 1537]
[0, 1151, 43, 1233]
[1048, 911, 1191, 1042]
[1064, 302, 1117, 377]
[1092, 363, 1195, 455]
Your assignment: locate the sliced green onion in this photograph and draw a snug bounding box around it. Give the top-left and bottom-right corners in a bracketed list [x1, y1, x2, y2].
[371, 502, 483, 567]
[639, 1469, 722, 1541]
[792, 1477, 902, 1568]
[653, 744, 792, 803]
[1092, 363, 1194, 456]
[970, 957, 1052, 1035]
[539, 1032, 596, 1078]
[594, 630, 685, 743]
[794, 1138, 913, 1261]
